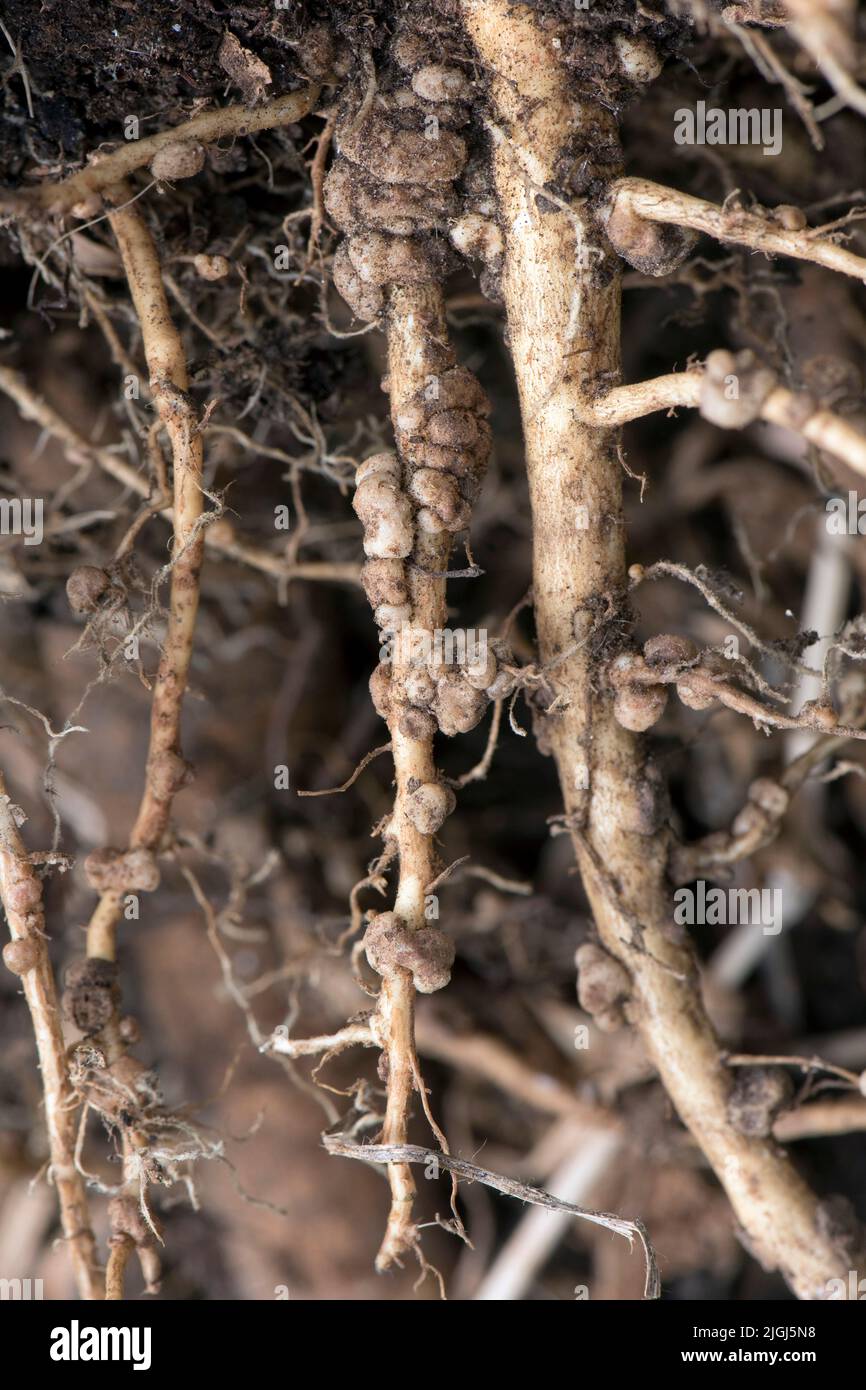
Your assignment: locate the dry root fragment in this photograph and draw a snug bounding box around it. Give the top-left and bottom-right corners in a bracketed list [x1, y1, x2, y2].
[576, 941, 632, 1032]
[699, 349, 778, 429]
[62, 957, 120, 1035]
[217, 32, 271, 102]
[405, 781, 457, 834]
[727, 1067, 794, 1138]
[3, 936, 39, 975]
[149, 141, 206, 182]
[364, 911, 455, 993]
[66, 564, 114, 613]
[601, 189, 697, 276]
[84, 847, 160, 893]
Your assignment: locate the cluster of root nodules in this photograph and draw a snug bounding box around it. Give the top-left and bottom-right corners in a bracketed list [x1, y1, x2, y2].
[342, 127, 515, 745]
[358, 368, 515, 737]
[61, 955, 222, 1293]
[325, 16, 505, 323]
[328, 19, 519, 731]
[369, 623, 516, 741]
[353, 359, 491, 555]
[354, 365, 519, 791]
[364, 911, 456, 994]
[329, 16, 522, 1005]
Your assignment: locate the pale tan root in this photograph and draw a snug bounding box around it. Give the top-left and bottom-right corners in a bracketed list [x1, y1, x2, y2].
[104, 1235, 134, 1301]
[608, 176, 866, 282]
[9, 88, 320, 216]
[56, 183, 217, 1300]
[775, 1099, 866, 1140]
[375, 283, 453, 1271]
[0, 772, 103, 1299]
[582, 365, 866, 479]
[460, 0, 853, 1300]
[80, 182, 207, 963]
